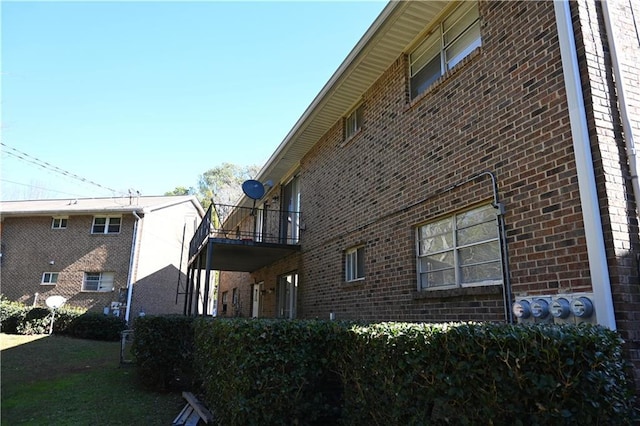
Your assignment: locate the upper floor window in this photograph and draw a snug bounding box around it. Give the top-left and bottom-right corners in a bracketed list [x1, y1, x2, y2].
[52, 217, 68, 229]
[416, 204, 501, 290]
[82, 272, 114, 292]
[410, 2, 481, 99]
[41, 272, 59, 285]
[345, 245, 365, 282]
[92, 216, 121, 234]
[345, 105, 363, 140]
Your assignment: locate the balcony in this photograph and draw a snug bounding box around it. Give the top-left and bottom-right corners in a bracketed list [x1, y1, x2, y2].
[188, 203, 301, 273]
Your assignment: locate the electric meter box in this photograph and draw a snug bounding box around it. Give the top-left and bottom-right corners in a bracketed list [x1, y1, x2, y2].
[513, 294, 596, 325]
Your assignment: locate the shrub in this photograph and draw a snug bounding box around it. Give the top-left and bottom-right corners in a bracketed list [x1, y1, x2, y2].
[0, 297, 123, 340]
[194, 318, 347, 426]
[17, 307, 52, 335]
[131, 315, 195, 391]
[59, 312, 126, 341]
[0, 297, 27, 334]
[191, 319, 638, 425]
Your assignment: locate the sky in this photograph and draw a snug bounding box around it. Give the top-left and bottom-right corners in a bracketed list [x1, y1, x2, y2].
[1, 0, 387, 201]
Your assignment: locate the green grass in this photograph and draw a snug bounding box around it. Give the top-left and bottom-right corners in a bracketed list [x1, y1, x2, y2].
[1, 333, 185, 425]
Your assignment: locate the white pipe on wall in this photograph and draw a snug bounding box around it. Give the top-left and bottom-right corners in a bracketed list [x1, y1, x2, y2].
[124, 211, 142, 324]
[554, 0, 617, 329]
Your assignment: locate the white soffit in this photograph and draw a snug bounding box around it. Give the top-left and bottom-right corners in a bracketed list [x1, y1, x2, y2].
[251, 0, 449, 200]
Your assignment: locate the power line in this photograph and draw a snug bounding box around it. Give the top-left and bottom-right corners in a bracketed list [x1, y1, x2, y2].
[0, 142, 118, 193]
[0, 178, 95, 198]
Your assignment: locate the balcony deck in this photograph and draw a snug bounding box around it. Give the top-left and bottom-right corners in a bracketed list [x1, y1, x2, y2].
[188, 203, 301, 273]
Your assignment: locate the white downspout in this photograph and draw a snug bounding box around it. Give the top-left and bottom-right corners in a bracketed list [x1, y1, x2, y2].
[125, 210, 142, 324]
[554, 0, 617, 329]
[601, 0, 640, 216]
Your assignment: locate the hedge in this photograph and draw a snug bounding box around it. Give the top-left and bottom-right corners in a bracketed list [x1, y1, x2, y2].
[0, 298, 126, 341]
[190, 319, 637, 425]
[130, 315, 195, 391]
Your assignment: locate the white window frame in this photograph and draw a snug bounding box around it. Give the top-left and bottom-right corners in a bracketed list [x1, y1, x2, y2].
[345, 104, 363, 140]
[91, 216, 121, 234]
[345, 245, 365, 282]
[41, 272, 59, 285]
[82, 272, 114, 292]
[416, 204, 502, 290]
[51, 217, 68, 229]
[410, 1, 481, 99]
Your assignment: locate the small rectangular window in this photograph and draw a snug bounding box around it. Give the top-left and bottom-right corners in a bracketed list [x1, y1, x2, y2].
[92, 216, 121, 234]
[52, 217, 68, 229]
[41, 272, 59, 285]
[82, 272, 114, 292]
[345, 105, 363, 140]
[345, 246, 365, 282]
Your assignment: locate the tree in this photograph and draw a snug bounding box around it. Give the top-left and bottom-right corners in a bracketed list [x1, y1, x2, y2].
[164, 186, 195, 196]
[197, 163, 260, 210]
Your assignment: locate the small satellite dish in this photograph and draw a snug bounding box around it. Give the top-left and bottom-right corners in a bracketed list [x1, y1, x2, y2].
[242, 180, 265, 200]
[45, 295, 67, 310]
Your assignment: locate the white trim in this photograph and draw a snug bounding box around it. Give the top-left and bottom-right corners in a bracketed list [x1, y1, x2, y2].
[554, 0, 617, 329]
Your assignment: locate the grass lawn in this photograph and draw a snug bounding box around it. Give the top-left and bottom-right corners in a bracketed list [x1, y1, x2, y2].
[1, 333, 185, 425]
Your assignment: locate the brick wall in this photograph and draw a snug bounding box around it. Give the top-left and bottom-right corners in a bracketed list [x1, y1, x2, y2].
[216, 1, 639, 386]
[572, 0, 640, 387]
[1, 215, 134, 312]
[293, 0, 588, 321]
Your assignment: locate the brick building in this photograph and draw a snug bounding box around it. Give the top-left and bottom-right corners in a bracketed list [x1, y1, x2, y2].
[186, 0, 640, 383]
[1, 195, 203, 321]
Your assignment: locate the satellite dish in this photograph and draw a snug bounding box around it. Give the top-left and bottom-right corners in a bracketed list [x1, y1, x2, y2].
[242, 180, 265, 200]
[45, 295, 67, 310]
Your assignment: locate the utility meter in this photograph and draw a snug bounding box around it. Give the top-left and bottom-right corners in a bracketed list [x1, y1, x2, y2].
[550, 298, 571, 319]
[570, 296, 594, 318]
[531, 299, 550, 319]
[513, 300, 531, 319]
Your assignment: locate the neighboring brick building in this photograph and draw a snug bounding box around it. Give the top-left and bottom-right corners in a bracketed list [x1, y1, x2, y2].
[187, 0, 639, 383]
[1, 195, 203, 321]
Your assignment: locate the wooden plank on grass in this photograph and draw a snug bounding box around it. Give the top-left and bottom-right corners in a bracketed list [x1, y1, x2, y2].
[182, 391, 214, 424]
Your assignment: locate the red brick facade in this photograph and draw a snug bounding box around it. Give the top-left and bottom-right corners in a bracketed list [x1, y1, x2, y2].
[1, 196, 203, 320]
[214, 0, 639, 384]
[1, 215, 134, 311]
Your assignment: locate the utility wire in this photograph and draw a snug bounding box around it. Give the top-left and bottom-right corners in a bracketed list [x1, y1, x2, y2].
[0, 178, 93, 198]
[0, 142, 117, 193]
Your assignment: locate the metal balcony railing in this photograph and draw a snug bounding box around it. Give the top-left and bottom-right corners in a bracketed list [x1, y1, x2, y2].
[189, 203, 301, 258]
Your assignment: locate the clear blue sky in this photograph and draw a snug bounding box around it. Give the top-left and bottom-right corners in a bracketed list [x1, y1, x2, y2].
[1, 1, 387, 201]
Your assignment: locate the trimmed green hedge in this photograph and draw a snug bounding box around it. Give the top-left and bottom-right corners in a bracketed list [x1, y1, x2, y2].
[191, 319, 637, 425]
[0, 298, 126, 341]
[337, 321, 638, 425]
[194, 318, 343, 425]
[130, 315, 195, 391]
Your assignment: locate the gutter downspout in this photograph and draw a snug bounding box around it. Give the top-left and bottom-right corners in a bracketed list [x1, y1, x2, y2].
[554, 0, 617, 329]
[125, 210, 142, 324]
[601, 0, 640, 216]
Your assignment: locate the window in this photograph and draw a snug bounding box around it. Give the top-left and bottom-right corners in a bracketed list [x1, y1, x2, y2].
[92, 216, 121, 234]
[232, 288, 238, 306]
[345, 105, 363, 140]
[345, 246, 365, 282]
[417, 204, 502, 290]
[222, 291, 228, 314]
[410, 2, 481, 99]
[52, 217, 68, 229]
[82, 272, 114, 292]
[281, 175, 301, 244]
[41, 272, 59, 285]
[277, 272, 298, 319]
